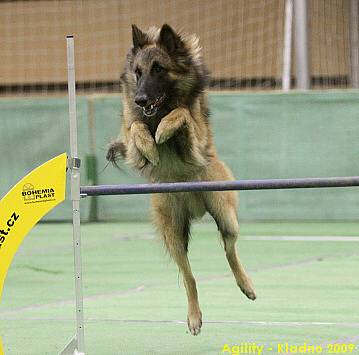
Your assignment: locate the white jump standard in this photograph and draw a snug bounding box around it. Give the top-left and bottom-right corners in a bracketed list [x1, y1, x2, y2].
[60, 36, 85, 355]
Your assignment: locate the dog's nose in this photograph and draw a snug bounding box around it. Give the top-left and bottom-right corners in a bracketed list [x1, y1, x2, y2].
[135, 94, 149, 107]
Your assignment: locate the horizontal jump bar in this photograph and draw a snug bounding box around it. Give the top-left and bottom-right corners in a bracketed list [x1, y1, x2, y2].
[80, 176, 359, 197]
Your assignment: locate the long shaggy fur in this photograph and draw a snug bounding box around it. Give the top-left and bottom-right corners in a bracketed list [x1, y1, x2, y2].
[107, 24, 256, 336]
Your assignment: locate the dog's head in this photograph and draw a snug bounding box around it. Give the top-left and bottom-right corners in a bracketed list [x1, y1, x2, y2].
[123, 24, 207, 119]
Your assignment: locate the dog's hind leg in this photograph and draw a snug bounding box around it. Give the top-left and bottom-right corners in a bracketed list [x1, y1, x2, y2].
[172, 244, 202, 336]
[204, 190, 256, 301]
[221, 207, 256, 301]
[152, 195, 202, 336]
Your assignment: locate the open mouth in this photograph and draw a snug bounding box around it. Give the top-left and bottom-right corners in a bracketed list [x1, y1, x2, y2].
[143, 94, 166, 117]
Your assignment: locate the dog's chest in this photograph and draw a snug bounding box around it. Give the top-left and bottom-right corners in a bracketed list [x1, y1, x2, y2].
[153, 141, 196, 181]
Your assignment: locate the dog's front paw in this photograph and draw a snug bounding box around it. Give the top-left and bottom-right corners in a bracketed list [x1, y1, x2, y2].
[187, 311, 202, 336]
[155, 124, 174, 145]
[142, 146, 160, 166]
[106, 146, 116, 163]
[155, 108, 188, 144]
[106, 141, 126, 163]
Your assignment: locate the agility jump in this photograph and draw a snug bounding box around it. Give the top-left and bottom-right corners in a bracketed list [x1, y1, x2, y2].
[0, 36, 359, 355]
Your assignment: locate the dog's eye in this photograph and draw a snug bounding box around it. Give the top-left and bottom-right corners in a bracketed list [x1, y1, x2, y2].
[153, 63, 164, 73]
[135, 68, 142, 80]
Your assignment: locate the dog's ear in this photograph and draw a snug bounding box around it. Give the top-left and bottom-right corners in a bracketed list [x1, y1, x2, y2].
[159, 24, 184, 54]
[132, 24, 148, 50]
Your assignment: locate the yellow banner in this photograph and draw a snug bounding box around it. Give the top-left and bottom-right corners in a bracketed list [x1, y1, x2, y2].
[0, 153, 67, 354]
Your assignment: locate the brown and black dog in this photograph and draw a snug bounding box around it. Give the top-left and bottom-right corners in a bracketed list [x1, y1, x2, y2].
[107, 24, 256, 336]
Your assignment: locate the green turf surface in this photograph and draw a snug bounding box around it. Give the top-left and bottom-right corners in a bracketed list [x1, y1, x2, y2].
[1, 222, 358, 354]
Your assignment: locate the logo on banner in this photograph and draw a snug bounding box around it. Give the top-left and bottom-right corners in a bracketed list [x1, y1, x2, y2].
[22, 183, 56, 204]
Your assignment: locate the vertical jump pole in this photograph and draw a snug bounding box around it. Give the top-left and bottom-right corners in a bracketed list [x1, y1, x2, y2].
[63, 35, 85, 355]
